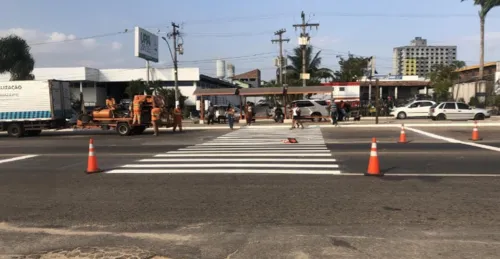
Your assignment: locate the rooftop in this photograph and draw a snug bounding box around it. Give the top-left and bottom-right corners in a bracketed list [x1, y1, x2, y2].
[233, 69, 261, 79]
[455, 61, 498, 72]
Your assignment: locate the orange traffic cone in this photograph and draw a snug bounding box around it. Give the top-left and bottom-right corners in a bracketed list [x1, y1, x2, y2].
[365, 137, 383, 176]
[469, 121, 482, 141]
[398, 124, 408, 143]
[85, 138, 102, 174]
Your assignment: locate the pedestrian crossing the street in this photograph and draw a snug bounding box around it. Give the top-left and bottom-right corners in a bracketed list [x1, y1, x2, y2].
[106, 127, 341, 175]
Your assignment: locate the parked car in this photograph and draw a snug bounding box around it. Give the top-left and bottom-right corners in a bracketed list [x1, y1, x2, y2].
[202, 105, 241, 123]
[429, 102, 491, 120]
[390, 100, 437, 119]
[290, 99, 329, 122]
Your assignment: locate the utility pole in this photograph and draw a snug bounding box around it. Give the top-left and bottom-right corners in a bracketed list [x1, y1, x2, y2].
[293, 11, 319, 87]
[168, 22, 183, 106]
[271, 29, 289, 86]
[375, 79, 380, 124]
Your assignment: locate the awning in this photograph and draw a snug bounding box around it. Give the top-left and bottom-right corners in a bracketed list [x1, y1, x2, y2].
[286, 86, 333, 94]
[239, 87, 282, 96]
[192, 87, 239, 96]
[239, 86, 334, 96]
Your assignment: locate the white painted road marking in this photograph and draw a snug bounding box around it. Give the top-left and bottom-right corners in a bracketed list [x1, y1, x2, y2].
[139, 158, 337, 162]
[0, 155, 38, 164]
[107, 127, 340, 175]
[340, 173, 500, 177]
[405, 126, 500, 152]
[122, 163, 339, 168]
[155, 153, 333, 157]
[168, 150, 331, 154]
[107, 169, 342, 174]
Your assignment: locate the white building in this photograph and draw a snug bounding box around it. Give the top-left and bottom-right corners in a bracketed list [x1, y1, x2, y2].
[393, 37, 457, 77]
[0, 67, 240, 107]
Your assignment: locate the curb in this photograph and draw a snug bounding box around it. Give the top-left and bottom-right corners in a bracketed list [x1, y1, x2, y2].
[33, 122, 500, 133]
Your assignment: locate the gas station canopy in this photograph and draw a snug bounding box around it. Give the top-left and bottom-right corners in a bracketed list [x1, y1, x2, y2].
[192, 86, 333, 97]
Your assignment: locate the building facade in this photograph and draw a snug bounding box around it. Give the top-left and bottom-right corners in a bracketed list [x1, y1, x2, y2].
[232, 69, 261, 88]
[0, 67, 240, 108]
[393, 37, 457, 77]
[452, 61, 500, 102]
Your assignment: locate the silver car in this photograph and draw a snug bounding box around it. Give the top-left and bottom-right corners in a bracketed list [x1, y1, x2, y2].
[429, 102, 490, 120]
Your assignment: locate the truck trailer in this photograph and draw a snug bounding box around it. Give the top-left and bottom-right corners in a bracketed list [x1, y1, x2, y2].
[75, 94, 174, 136]
[0, 80, 72, 137]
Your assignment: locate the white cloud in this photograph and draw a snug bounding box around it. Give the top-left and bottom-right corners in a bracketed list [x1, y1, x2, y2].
[0, 27, 132, 69]
[81, 38, 97, 49]
[111, 41, 122, 51]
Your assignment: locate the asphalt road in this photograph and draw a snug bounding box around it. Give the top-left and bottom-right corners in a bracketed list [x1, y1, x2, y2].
[1, 125, 500, 258]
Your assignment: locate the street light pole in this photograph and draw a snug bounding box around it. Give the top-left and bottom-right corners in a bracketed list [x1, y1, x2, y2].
[162, 23, 183, 106]
[171, 23, 179, 106]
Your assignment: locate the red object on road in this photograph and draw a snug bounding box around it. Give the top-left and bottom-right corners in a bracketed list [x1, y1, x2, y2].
[365, 137, 382, 176]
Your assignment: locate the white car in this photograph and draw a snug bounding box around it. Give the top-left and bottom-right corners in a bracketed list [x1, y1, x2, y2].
[390, 100, 437, 119]
[429, 102, 491, 120]
[291, 99, 329, 122]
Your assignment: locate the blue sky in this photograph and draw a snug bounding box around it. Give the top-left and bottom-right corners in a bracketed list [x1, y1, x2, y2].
[1, 0, 499, 80]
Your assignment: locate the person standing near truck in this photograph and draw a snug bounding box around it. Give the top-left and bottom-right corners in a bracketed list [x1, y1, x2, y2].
[151, 105, 161, 136]
[132, 96, 143, 125]
[173, 104, 183, 132]
[105, 96, 117, 118]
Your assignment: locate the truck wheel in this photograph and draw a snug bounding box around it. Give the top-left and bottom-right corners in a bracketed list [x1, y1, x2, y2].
[116, 122, 132, 136]
[25, 130, 42, 136]
[7, 123, 25, 138]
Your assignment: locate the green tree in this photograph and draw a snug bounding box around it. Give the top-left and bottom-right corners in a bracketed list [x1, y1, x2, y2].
[461, 0, 500, 80]
[285, 46, 334, 85]
[452, 60, 467, 69]
[0, 35, 35, 80]
[427, 63, 462, 102]
[125, 79, 148, 97]
[332, 54, 370, 82]
[126, 79, 188, 108]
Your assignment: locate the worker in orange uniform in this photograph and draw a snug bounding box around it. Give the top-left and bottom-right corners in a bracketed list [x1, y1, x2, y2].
[132, 96, 143, 125]
[151, 105, 161, 136]
[105, 96, 116, 118]
[173, 104, 183, 132]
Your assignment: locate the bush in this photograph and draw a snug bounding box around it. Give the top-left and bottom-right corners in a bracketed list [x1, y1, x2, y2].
[468, 97, 478, 107]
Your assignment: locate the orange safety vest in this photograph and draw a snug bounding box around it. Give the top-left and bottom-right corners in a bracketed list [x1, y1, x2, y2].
[133, 101, 142, 113]
[151, 107, 161, 121]
[173, 108, 182, 116]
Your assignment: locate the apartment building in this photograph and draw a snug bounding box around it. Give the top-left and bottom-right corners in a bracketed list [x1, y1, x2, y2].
[393, 37, 457, 77]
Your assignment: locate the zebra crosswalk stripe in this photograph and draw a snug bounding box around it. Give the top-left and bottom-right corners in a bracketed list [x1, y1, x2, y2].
[106, 127, 341, 174]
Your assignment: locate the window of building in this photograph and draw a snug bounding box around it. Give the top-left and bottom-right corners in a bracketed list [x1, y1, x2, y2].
[339, 87, 345, 91]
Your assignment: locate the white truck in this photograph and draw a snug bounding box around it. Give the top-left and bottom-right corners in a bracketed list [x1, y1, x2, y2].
[0, 80, 73, 137]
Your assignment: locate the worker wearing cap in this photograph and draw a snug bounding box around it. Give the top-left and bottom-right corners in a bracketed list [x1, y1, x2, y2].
[172, 104, 183, 132]
[151, 105, 161, 136]
[132, 96, 143, 125]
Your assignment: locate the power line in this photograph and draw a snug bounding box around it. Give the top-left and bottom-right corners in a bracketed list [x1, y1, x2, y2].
[28, 30, 130, 46]
[178, 52, 279, 63]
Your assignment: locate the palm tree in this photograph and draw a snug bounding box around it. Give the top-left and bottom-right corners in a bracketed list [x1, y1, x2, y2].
[0, 35, 35, 80]
[461, 0, 500, 80]
[285, 46, 334, 85]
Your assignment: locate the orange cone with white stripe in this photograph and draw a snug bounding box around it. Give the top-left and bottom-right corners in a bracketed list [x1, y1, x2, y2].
[85, 138, 102, 174]
[365, 137, 383, 176]
[398, 124, 408, 143]
[469, 121, 482, 141]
